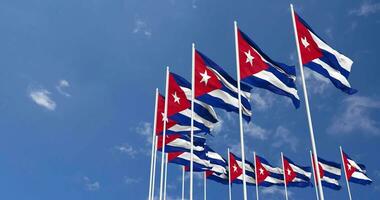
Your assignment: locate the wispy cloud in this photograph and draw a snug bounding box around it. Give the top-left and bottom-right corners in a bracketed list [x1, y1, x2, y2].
[136, 122, 153, 143]
[272, 126, 299, 152]
[303, 68, 330, 94]
[29, 88, 56, 111]
[56, 79, 71, 97]
[124, 176, 141, 184]
[350, 1, 380, 16]
[83, 176, 100, 191]
[244, 122, 269, 140]
[261, 187, 292, 198]
[114, 143, 138, 158]
[328, 96, 380, 135]
[133, 19, 152, 37]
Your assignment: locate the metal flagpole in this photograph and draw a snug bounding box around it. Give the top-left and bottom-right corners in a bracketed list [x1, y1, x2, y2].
[182, 166, 185, 200]
[310, 150, 320, 200]
[228, 148, 232, 200]
[290, 4, 325, 200]
[340, 146, 353, 200]
[254, 152, 259, 200]
[190, 43, 196, 200]
[233, 20, 248, 200]
[164, 154, 168, 200]
[151, 134, 158, 200]
[281, 152, 289, 200]
[204, 172, 207, 200]
[148, 89, 159, 200]
[159, 67, 170, 200]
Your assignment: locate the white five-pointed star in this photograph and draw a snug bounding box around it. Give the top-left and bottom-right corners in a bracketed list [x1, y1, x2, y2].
[244, 50, 254, 66]
[287, 168, 292, 176]
[233, 164, 238, 172]
[200, 70, 211, 85]
[161, 112, 168, 122]
[172, 92, 180, 104]
[259, 168, 264, 175]
[347, 163, 352, 171]
[301, 37, 310, 49]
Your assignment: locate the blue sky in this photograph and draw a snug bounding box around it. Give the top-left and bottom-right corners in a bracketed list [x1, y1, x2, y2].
[0, 0, 379, 199]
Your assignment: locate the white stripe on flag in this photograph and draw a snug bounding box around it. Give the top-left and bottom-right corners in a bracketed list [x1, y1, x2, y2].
[312, 59, 351, 87]
[167, 139, 204, 152]
[319, 162, 341, 176]
[208, 90, 252, 116]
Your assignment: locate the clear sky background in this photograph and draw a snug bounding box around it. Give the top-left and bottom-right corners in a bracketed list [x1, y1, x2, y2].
[0, 0, 379, 199]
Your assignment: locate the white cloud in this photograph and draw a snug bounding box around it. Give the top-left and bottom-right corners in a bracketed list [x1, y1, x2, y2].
[83, 176, 100, 191]
[350, 1, 380, 16]
[124, 177, 141, 184]
[115, 143, 138, 158]
[303, 68, 330, 94]
[56, 79, 71, 97]
[328, 96, 380, 135]
[261, 187, 292, 198]
[29, 88, 56, 111]
[272, 126, 298, 152]
[244, 122, 269, 140]
[136, 122, 153, 144]
[133, 19, 152, 37]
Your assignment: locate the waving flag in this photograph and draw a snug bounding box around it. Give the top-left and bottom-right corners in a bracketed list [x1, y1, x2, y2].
[205, 146, 228, 174]
[156, 94, 201, 135]
[168, 72, 219, 134]
[255, 154, 284, 187]
[283, 155, 312, 187]
[312, 156, 342, 190]
[194, 49, 252, 121]
[156, 134, 206, 153]
[236, 27, 300, 108]
[206, 170, 229, 185]
[293, 11, 357, 94]
[229, 152, 256, 185]
[168, 151, 211, 171]
[341, 150, 372, 185]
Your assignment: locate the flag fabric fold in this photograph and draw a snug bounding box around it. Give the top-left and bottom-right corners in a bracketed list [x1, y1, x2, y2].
[283, 155, 312, 187]
[229, 152, 256, 185]
[342, 150, 372, 185]
[156, 134, 206, 153]
[255, 154, 284, 187]
[313, 156, 342, 190]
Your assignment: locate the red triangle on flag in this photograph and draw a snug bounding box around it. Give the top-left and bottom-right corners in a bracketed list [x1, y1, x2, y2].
[229, 153, 243, 183]
[194, 50, 222, 97]
[255, 155, 270, 184]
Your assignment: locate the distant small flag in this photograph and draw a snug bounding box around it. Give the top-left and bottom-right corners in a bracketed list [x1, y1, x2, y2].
[312, 156, 342, 190]
[205, 146, 228, 175]
[194, 49, 252, 121]
[283, 155, 312, 187]
[293, 11, 357, 94]
[229, 152, 256, 185]
[236, 27, 300, 108]
[169, 72, 219, 134]
[342, 150, 372, 185]
[156, 134, 205, 153]
[255, 154, 284, 187]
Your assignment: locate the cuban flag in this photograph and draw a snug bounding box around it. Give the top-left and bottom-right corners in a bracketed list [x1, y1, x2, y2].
[283, 155, 312, 187]
[156, 134, 206, 153]
[255, 154, 284, 187]
[229, 152, 256, 185]
[342, 150, 372, 185]
[205, 146, 228, 175]
[168, 151, 211, 171]
[155, 94, 201, 135]
[236, 27, 300, 108]
[312, 156, 342, 190]
[206, 170, 229, 185]
[194, 49, 252, 121]
[168, 72, 219, 134]
[293, 11, 357, 94]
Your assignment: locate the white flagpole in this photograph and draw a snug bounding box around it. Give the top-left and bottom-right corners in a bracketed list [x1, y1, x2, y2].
[310, 150, 320, 200]
[254, 152, 259, 200]
[228, 148, 232, 200]
[340, 146, 353, 200]
[151, 134, 158, 200]
[182, 166, 185, 200]
[281, 152, 289, 200]
[233, 20, 248, 200]
[159, 67, 170, 200]
[190, 43, 195, 200]
[290, 4, 325, 200]
[204, 172, 207, 200]
[149, 88, 159, 200]
[164, 154, 168, 200]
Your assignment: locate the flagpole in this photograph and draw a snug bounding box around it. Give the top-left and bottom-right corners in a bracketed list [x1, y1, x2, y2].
[164, 154, 168, 200]
[254, 152, 259, 200]
[233, 20, 248, 200]
[148, 89, 159, 200]
[310, 150, 320, 200]
[281, 152, 289, 200]
[182, 166, 185, 200]
[228, 148, 232, 200]
[159, 67, 170, 200]
[190, 43, 195, 200]
[290, 4, 325, 200]
[340, 146, 353, 200]
[151, 134, 158, 200]
[204, 172, 207, 200]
